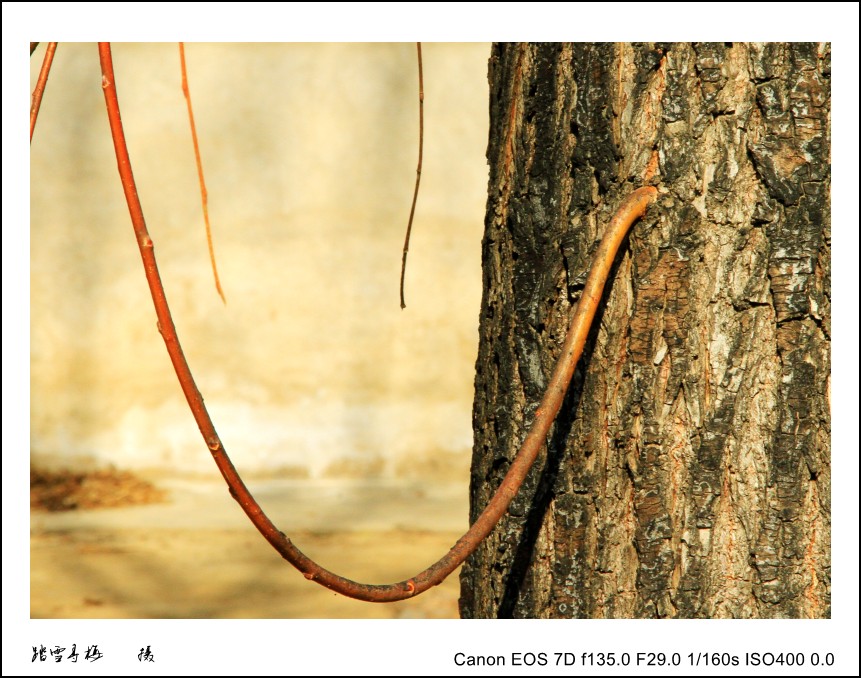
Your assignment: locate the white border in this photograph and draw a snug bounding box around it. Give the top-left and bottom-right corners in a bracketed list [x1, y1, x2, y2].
[5, 3, 858, 676]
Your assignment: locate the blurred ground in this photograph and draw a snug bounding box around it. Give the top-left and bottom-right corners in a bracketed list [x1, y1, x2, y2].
[30, 471, 467, 619]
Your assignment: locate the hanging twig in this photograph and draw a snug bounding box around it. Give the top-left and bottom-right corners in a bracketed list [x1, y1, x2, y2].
[98, 41, 657, 602]
[30, 42, 57, 143]
[399, 42, 423, 309]
[179, 42, 226, 303]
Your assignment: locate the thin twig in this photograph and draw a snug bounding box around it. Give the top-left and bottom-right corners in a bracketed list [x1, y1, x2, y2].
[30, 42, 57, 143]
[30, 42, 39, 56]
[179, 42, 226, 303]
[99, 41, 656, 602]
[399, 42, 423, 309]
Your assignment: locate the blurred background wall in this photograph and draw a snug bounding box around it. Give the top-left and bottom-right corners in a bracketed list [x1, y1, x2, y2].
[30, 43, 490, 481]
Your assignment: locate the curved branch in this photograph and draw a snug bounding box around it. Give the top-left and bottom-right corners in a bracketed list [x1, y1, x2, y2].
[98, 42, 657, 602]
[30, 42, 57, 143]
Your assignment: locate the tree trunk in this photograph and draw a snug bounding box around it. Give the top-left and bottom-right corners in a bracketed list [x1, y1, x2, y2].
[460, 43, 830, 619]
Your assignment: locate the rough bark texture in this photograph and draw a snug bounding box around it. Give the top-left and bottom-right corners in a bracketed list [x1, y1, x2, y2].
[460, 43, 830, 619]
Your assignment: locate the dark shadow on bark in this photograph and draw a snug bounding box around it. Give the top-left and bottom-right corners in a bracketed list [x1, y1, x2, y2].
[496, 380, 577, 617]
[496, 241, 629, 618]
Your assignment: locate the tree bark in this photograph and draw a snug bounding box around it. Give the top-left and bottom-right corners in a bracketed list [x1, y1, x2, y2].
[460, 43, 830, 619]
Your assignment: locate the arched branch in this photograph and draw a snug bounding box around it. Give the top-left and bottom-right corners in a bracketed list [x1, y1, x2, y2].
[98, 41, 656, 602]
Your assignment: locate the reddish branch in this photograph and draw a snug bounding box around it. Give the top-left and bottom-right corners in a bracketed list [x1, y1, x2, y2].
[30, 42, 57, 143]
[399, 42, 423, 309]
[179, 42, 226, 303]
[98, 42, 657, 602]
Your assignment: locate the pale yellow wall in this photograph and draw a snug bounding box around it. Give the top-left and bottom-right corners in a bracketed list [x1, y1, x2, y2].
[30, 43, 490, 479]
